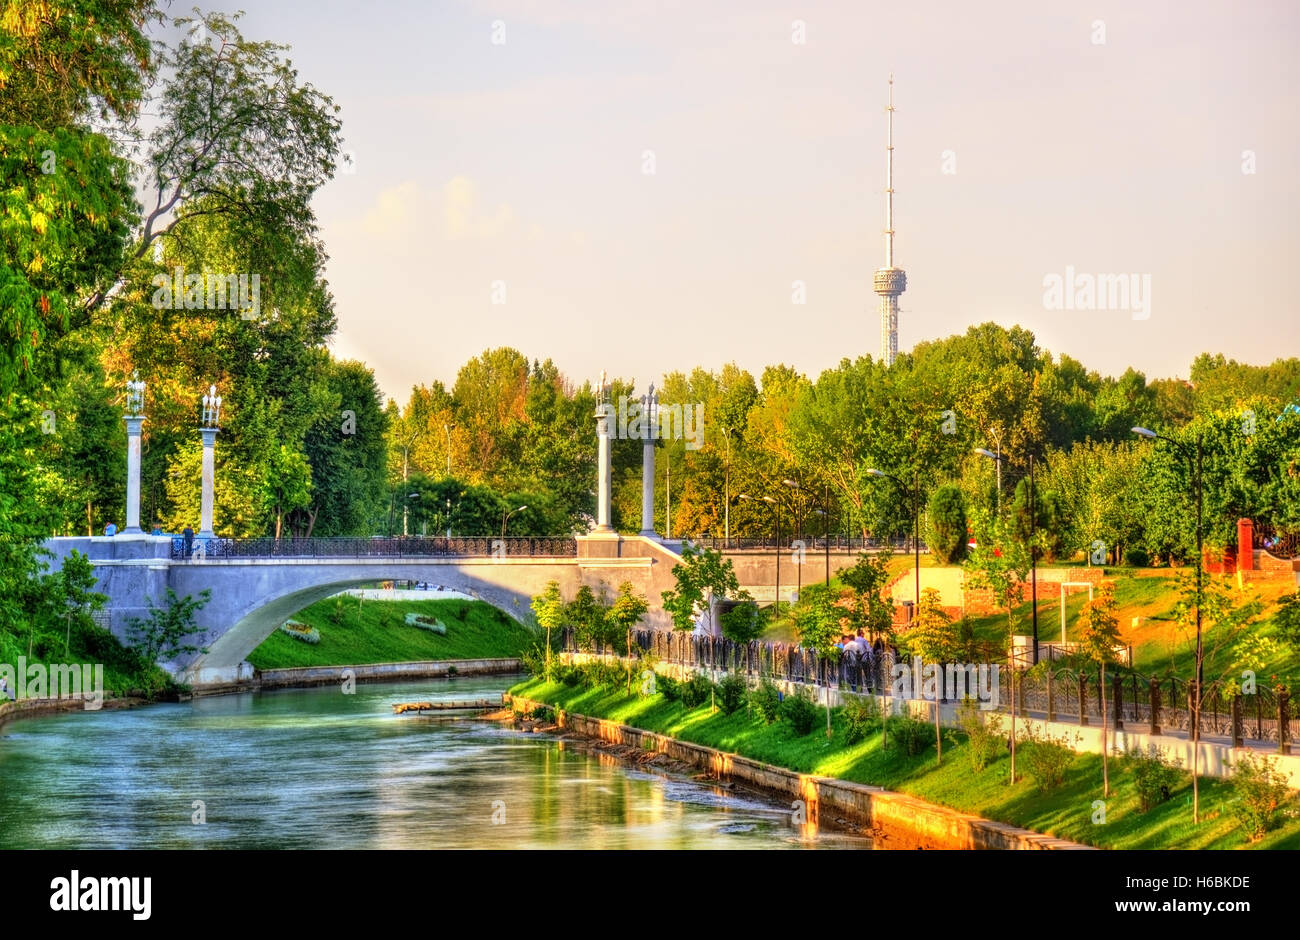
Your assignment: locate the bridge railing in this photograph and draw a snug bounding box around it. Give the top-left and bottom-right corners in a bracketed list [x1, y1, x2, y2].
[685, 535, 924, 553]
[170, 536, 579, 559]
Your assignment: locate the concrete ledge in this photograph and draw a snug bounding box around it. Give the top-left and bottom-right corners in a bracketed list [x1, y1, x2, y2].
[250, 657, 522, 692]
[507, 695, 1092, 851]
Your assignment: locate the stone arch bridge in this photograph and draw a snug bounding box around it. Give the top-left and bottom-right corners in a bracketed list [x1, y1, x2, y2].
[41, 534, 886, 687]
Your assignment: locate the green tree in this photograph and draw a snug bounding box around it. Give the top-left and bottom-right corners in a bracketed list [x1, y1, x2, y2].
[529, 580, 564, 680]
[125, 588, 212, 665]
[839, 551, 896, 644]
[1076, 582, 1121, 796]
[606, 581, 649, 693]
[899, 586, 960, 761]
[660, 542, 740, 634]
[926, 485, 968, 563]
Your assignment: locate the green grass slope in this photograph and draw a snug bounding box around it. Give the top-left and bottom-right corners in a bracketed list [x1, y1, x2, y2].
[247, 596, 535, 669]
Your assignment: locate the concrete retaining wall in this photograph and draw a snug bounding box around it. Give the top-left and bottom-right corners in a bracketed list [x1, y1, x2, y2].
[253, 657, 521, 691]
[508, 694, 1089, 850]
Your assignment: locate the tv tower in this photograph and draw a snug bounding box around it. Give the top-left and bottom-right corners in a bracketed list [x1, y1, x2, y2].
[873, 75, 906, 367]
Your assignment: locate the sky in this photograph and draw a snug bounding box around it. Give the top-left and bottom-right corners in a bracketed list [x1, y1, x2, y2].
[168, 0, 1299, 403]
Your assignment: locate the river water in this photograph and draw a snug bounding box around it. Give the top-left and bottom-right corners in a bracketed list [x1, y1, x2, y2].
[0, 676, 871, 849]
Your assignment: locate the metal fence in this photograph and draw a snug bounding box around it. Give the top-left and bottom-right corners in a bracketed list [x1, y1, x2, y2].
[170, 535, 579, 560]
[686, 535, 924, 553]
[563, 628, 1298, 751]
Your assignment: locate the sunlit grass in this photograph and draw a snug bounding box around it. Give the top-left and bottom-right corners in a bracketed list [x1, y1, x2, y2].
[511, 676, 1300, 850]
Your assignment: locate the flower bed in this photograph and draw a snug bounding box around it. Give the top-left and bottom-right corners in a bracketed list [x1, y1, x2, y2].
[403, 613, 447, 635]
[279, 620, 321, 645]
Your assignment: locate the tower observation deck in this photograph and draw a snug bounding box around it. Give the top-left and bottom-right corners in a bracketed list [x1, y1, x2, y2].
[873, 75, 906, 367]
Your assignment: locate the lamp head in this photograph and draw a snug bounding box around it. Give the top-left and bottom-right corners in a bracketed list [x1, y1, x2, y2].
[1132, 427, 1157, 439]
[974, 448, 1000, 461]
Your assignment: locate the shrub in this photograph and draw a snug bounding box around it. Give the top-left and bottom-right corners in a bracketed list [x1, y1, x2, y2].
[556, 663, 583, 686]
[1020, 724, 1078, 792]
[655, 670, 686, 702]
[720, 599, 765, 644]
[843, 694, 882, 744]
[330, 597, 346, 625]
[520, 643, 547, 678]
[886, 714, 932, 755]
[579, 660, 622, 688]
[1118, 743, 1185, 812]
[1226, 753, 1293, 842]
[956, 696, 1003, 772]
[278, 621, 320, 645]
[680, 673, 716, 709]
[716, 673, 748, 715]
[747, 678, 782, 724]
[1123, 546, 1150, 567]
[781, 685, 820, 735]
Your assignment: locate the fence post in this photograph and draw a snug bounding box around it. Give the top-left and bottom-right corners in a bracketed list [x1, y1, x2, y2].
[1149, 678, 1161, 735]
[1111, 674, 1123, 730]
[1017, 669, 1026, 716]
[1231, 695, 1243, 748]
[1046, 670, 1055, 723]
[1279, 691, 1291, 756]
[1078, 673, 1088, 726]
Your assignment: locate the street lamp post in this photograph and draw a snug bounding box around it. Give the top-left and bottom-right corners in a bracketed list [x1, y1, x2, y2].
[443, 422, 455, 477]
[1134, 426, 1205, 823]
[867, 468, 921, 617]
[721, 426, 733, 546]
[502, 504, 528, 542]
[783, 479, 803, 600]
[975, 447, 1038, 665]
[740, 494, 780, 611]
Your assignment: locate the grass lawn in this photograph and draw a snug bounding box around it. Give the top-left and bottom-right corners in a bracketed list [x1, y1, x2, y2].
[510, 675, 1300, 850]
[247, 595, 537, 669]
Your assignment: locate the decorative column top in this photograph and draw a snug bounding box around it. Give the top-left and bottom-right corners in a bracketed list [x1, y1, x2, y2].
[124, 370, 146, 417]
[201, 384, 222, 429]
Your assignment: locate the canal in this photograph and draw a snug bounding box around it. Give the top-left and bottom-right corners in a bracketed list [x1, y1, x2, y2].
[0, 676, 870, 849]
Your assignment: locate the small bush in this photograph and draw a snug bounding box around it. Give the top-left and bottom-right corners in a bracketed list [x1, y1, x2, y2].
[1020, 724, 1078, 792]
[680, 673, 716, 709]
[781, 685, 820, 736]
[556, 663, 583, 686]
[843, 695, 882, 744]
[1118, 743, 1185, 812]
[658, 674, 682, 701]
[886, 714, 932, 755]
[747, 678, 782, 724]
[956, 696, 1004, 772]
[330, 597, 346, 625]
[1226, 753, 1293, 842]
[716, 674, 748, 715]
[520, 643, 548, 678]
[579, 660, 622, 688]
[1123, 547, 1149, 567]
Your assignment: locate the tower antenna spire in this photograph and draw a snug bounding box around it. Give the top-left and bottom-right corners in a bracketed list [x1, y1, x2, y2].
[873, 75, 907, 366]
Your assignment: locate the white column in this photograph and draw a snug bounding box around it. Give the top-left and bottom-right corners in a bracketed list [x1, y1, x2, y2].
[123, 416, 145, 533]
[639, 437, 656, 537]
[200, 427, 218, 537]
[594, 405, 613, 532]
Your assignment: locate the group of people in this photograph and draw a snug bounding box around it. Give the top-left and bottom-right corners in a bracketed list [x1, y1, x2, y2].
[834, 630, 884, 667]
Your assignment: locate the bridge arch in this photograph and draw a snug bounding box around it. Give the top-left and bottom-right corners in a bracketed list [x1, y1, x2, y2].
[170, 558, 592, 677]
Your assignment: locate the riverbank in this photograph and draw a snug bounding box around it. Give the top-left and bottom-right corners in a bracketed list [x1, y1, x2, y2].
[0, 693, 152, 729]
[506, 693, 1085, 849]
[510, 676, 1300, 849]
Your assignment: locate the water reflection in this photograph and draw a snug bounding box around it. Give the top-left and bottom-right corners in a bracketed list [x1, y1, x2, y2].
[0, 677, 870, 850]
